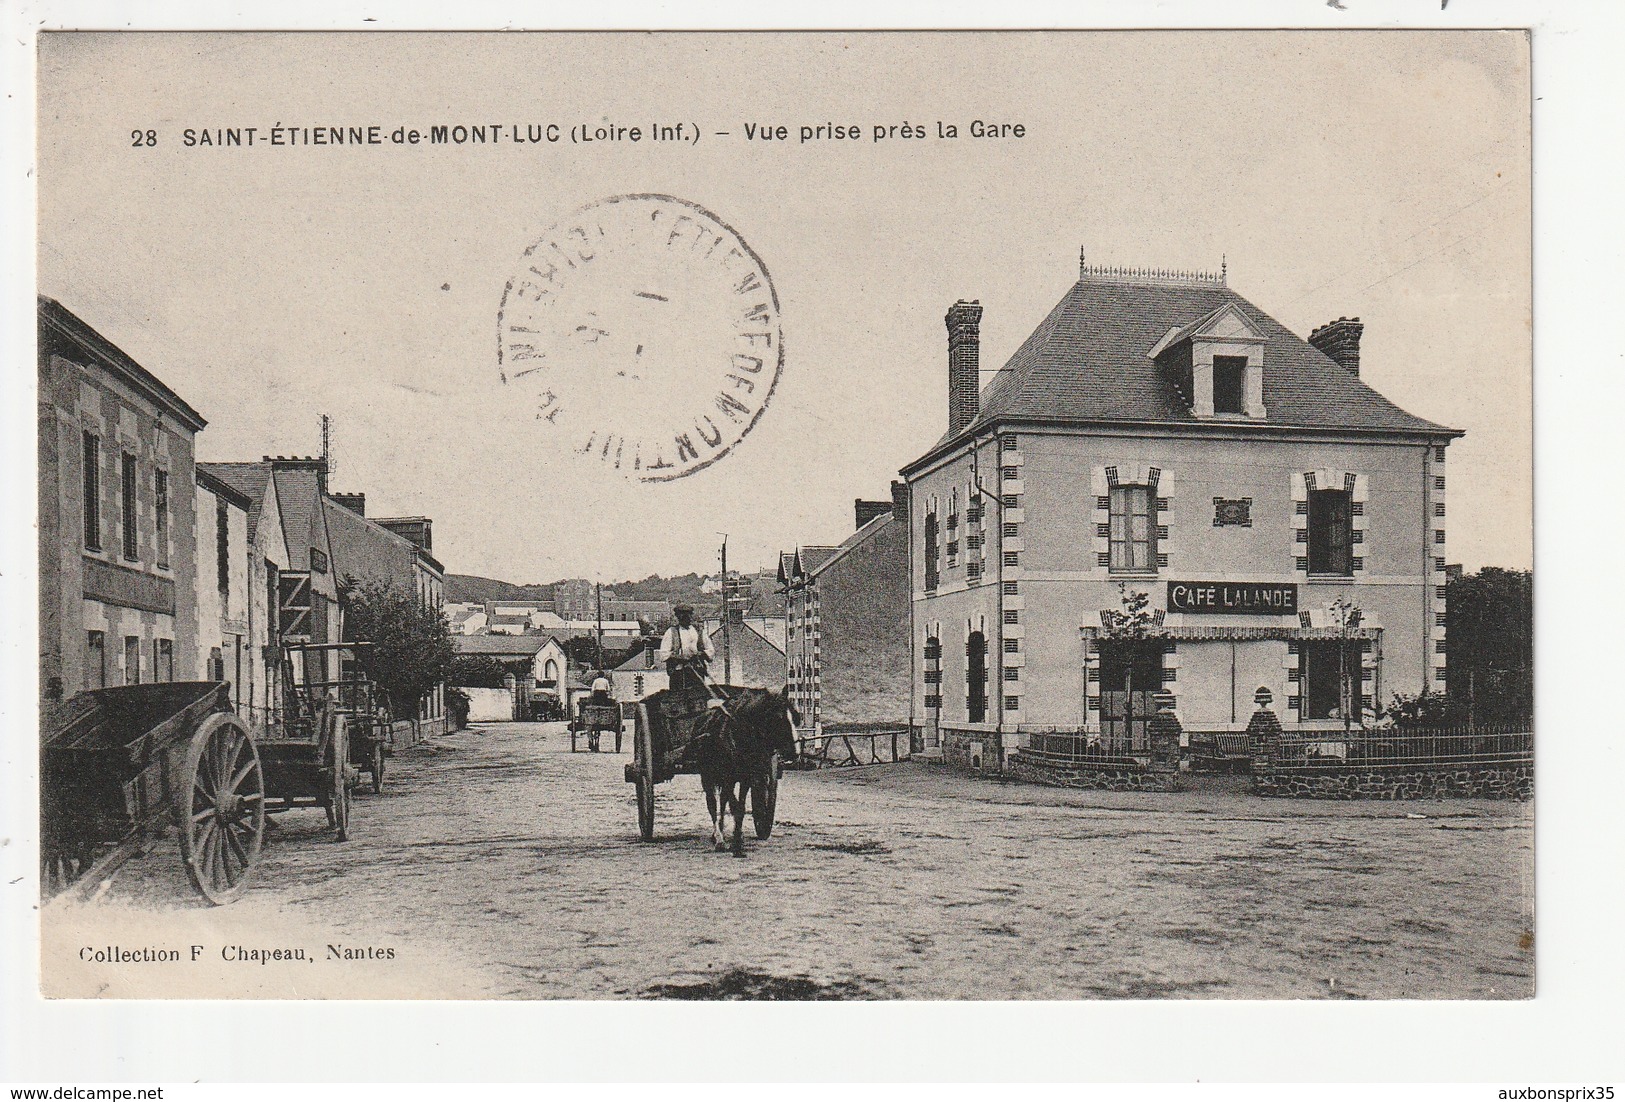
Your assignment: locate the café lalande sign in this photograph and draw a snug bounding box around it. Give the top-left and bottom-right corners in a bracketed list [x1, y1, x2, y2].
[1166, 581, 1299, 615]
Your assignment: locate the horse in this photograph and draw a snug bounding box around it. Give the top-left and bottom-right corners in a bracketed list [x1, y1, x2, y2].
[694, 686, 800, 856]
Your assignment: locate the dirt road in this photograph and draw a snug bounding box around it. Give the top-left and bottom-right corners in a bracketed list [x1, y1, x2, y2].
[42, 721, 1534, 999]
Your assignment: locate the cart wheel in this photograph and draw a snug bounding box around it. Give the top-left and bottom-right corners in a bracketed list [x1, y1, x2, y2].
[370, 737, 385, 795]
[635, 707, 656, 842]
[179, 713, 265, 905]
[750, 753, 779, 840]
[331, 716, 351, 842]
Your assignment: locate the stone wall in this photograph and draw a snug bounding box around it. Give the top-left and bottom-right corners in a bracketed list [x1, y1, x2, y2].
[1006, 753, 1182, 792]
[940, 728, 1002, 774]
[1254, 763, 1532, 800]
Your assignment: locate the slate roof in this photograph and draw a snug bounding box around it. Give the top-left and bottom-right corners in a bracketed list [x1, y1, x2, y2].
[452, 635, 556, 657]
[799, 546, 839, 575]
[809, 513, 894, 581]
[909, 275, 1458, 471]
[198, 462, 273, 542]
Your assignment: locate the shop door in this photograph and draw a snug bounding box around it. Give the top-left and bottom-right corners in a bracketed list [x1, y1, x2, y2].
[1098, 641, 1163, 754]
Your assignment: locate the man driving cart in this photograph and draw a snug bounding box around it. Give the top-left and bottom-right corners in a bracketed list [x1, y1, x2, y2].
[658, 604, 717, 701]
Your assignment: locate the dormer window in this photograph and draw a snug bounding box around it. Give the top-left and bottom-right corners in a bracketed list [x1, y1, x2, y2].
[1213, 356, 1246, 415]
[1149, 303, 1267, 420]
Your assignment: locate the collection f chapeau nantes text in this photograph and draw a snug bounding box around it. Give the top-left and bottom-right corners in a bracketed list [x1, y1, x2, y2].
[143, 118, 1028, 150]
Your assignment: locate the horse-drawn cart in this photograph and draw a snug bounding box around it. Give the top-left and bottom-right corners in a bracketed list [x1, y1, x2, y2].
[571, 701, 624, 753]
[42, 682, 265, 905]
[253, 641, 391, 842]
[623, 687, 780, 843]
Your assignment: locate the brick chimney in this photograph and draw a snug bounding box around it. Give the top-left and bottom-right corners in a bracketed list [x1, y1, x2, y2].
[265, 455, 329, 496]
[1308, 317, 1364, 377]
[376, 516, 433, 553]
[330, 492, 366, 516]
[946, 300, 983, 435]
[890, 478, 909, 516]
[854, 498, 892, 530]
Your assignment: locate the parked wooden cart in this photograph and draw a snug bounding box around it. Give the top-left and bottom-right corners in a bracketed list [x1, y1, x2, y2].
[623, 687, 780, 842]
[42, 681, 265, 905]
[256, 641, 382, 841]
[281, 641, 393, 794]
[571, 701, 624, 753]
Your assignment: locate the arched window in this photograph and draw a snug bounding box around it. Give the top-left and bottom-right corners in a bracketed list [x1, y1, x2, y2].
[966, 631, 987, 722]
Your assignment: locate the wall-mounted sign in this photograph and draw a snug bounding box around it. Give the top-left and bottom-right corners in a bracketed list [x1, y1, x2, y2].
[1212, 497, 1253, 527]
[1167, 580, 1298, 616]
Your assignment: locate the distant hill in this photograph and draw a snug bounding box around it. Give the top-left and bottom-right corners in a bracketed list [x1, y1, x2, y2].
[445, 568, 784, 616]
[443, 574, 554, 604]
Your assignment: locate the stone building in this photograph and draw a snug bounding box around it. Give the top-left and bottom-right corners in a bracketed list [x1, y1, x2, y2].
[195, 461, 293, 727]
[200, 457, 344, 699]
[901, 260, 1461, 762]
[193, 468, 253, 712]
[37, 297, 206, 712]
[779, 482, 911, 736]
[324, 496, 447, 727]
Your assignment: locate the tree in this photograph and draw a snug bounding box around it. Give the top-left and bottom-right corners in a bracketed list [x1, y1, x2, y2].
[448, 655, 526, 689]
[1446, 567, 1533, 725]
[340, 576, 455, 720]
[562, 635, 605, 672]
[1328, 595, 1364, 732]
[1098, 585, 1167, 746]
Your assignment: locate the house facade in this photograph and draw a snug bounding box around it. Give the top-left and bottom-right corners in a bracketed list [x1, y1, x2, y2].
[324, 496, 447, 726]
[196, 461, 293, 728]
[38, 298, 207, 712]
[780, 484, 911, 736]
[193, 468, 253, 712]
[902, 262, 1460, 760]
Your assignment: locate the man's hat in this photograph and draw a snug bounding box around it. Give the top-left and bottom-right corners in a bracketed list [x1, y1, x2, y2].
[674, 603, 694, 616]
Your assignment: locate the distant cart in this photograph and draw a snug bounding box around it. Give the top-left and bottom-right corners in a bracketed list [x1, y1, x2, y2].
[42, 681, 265, 905]
[571, 701, 624, 753]
[623, 687, 780, 843]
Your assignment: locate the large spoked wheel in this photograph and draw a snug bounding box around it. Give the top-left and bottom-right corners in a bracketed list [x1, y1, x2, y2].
[634, 706, 656, 842]
[179, 713, 265, 905]
[750, 752, 780, 840]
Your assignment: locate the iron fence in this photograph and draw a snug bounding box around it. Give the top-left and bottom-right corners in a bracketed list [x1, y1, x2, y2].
[1264, 724, 1532, 770]
[1016, 729, 1152, 768]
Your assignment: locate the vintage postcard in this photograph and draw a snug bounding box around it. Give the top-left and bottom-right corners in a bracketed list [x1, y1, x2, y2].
[31, 29, 1532, 1003]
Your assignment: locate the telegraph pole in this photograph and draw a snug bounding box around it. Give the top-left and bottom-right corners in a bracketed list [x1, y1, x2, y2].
[719, 536, 733, 685]
[594, 582, 605, 671]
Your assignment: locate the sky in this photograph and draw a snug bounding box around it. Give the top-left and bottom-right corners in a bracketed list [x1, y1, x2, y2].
[36, 31, 1531, 583]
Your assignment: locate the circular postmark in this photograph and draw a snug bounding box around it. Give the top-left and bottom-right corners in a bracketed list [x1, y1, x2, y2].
[497, 194, 783, 482]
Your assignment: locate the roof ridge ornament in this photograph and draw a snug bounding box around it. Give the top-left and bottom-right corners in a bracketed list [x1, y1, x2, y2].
[1077, 252, 1227, 288]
